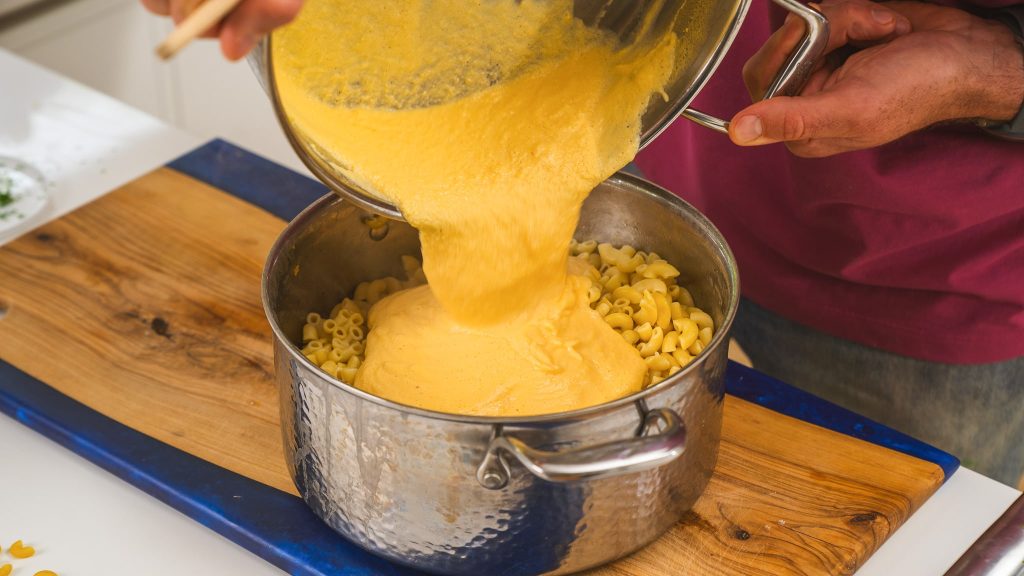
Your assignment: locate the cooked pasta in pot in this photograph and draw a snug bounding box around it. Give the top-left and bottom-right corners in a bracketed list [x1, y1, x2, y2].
[302, 242, 714, 390]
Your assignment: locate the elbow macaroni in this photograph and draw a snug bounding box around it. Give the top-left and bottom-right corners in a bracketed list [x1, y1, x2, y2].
[300, 254, 427, 384]
[304, 242, 716, 389]
[571, 239, 716, 386]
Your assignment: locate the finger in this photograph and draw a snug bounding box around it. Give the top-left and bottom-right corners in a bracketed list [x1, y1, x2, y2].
[170, 0, 205, 24]
[878, 1, 956, 32]
[199, 20, 222, 39]
[743, 13, 806, 99]
[141, 0, 170, 15]
[742, 0, 911, 99]
[728, 93, 857, 146]
[219, 0, 302, 60]
[818, 0, 911, 52]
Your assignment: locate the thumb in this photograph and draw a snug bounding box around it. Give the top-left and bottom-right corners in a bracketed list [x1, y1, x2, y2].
[729, 94, 848, 146]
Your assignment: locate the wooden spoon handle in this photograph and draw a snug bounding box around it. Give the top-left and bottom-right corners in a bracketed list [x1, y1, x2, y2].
[155, 0, 244, 60]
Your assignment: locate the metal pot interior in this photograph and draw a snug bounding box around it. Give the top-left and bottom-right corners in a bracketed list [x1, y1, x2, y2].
[262, 172, 739, 422]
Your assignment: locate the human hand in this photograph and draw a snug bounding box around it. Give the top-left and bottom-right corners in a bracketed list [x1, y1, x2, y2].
[730, 0, 1024, 157]
[141, 0, 302, 60]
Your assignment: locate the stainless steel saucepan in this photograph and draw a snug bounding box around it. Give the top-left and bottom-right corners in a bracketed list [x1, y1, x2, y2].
[249, 0, 828, 220]
[262, 173, 739, 575]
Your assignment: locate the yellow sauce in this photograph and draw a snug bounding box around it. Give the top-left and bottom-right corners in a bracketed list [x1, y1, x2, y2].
[274, 0, 677, 416]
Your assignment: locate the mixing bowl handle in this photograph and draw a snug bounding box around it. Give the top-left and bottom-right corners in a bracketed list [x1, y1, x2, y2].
[476, 407, 686, 489]
[681, 0, 829, 134]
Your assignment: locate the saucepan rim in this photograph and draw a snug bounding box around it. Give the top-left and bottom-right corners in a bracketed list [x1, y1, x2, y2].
[260, 171, 739, 425]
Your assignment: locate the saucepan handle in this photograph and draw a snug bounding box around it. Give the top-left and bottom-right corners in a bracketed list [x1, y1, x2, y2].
[682, 0, 829, 134]
[476, 408, 686, 489]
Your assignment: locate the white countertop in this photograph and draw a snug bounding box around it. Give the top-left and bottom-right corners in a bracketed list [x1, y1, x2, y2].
[0, 48, 198, 246]
[0, 47, 1019, 576]
[0, 410, 284, 576]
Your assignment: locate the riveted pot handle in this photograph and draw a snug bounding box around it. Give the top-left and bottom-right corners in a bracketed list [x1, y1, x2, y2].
[682, 0, 829, 133]
[476, 408, 686, 489]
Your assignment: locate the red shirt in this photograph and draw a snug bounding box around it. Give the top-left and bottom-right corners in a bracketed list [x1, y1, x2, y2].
[636, 0, 1024, 364]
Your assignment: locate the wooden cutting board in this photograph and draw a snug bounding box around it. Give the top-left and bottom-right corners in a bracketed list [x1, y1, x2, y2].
[0, 148, 948, 576]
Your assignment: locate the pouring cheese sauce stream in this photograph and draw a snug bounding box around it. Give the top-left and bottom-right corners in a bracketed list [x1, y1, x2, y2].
[274, 0, 678, 416]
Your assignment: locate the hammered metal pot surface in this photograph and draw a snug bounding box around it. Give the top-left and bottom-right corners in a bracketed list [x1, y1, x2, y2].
[262, 173, 739, 575]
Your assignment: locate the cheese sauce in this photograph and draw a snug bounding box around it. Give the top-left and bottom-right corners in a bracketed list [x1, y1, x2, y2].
[274, 0, 676, 415]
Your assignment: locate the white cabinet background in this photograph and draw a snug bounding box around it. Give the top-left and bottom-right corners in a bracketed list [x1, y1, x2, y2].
[0, 0, 311, 175]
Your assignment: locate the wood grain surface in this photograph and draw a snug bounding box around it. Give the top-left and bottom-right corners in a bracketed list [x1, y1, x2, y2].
[590, 394, 942, 575]
[0, 168, 292, 493]
[0, 167, 944, 575]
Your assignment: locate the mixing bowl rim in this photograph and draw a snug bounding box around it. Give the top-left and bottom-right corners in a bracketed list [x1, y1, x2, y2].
[261, 171, 739, 425]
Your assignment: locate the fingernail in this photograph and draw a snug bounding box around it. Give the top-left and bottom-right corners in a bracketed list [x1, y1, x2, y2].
[871, 9, 893, 24]
[895, 19, 911, 34]
[733, 115, 763, 143]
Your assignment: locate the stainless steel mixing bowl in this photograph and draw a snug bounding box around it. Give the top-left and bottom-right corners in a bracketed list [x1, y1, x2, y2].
[262, 173, 740, 575]
[249, 0, 827, 220]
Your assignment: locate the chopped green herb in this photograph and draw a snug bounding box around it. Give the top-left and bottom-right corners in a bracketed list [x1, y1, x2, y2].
[0, 193, 12, 208]
[0, 208, 23, 222]
[0, 174, 13, 208]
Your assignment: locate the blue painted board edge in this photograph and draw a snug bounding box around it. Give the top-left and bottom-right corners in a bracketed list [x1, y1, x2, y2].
[166, 138, 328, 221]
[725, 362, 960, 479]
[0, 138, 959, 576]
[0, 361, 418, 576]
